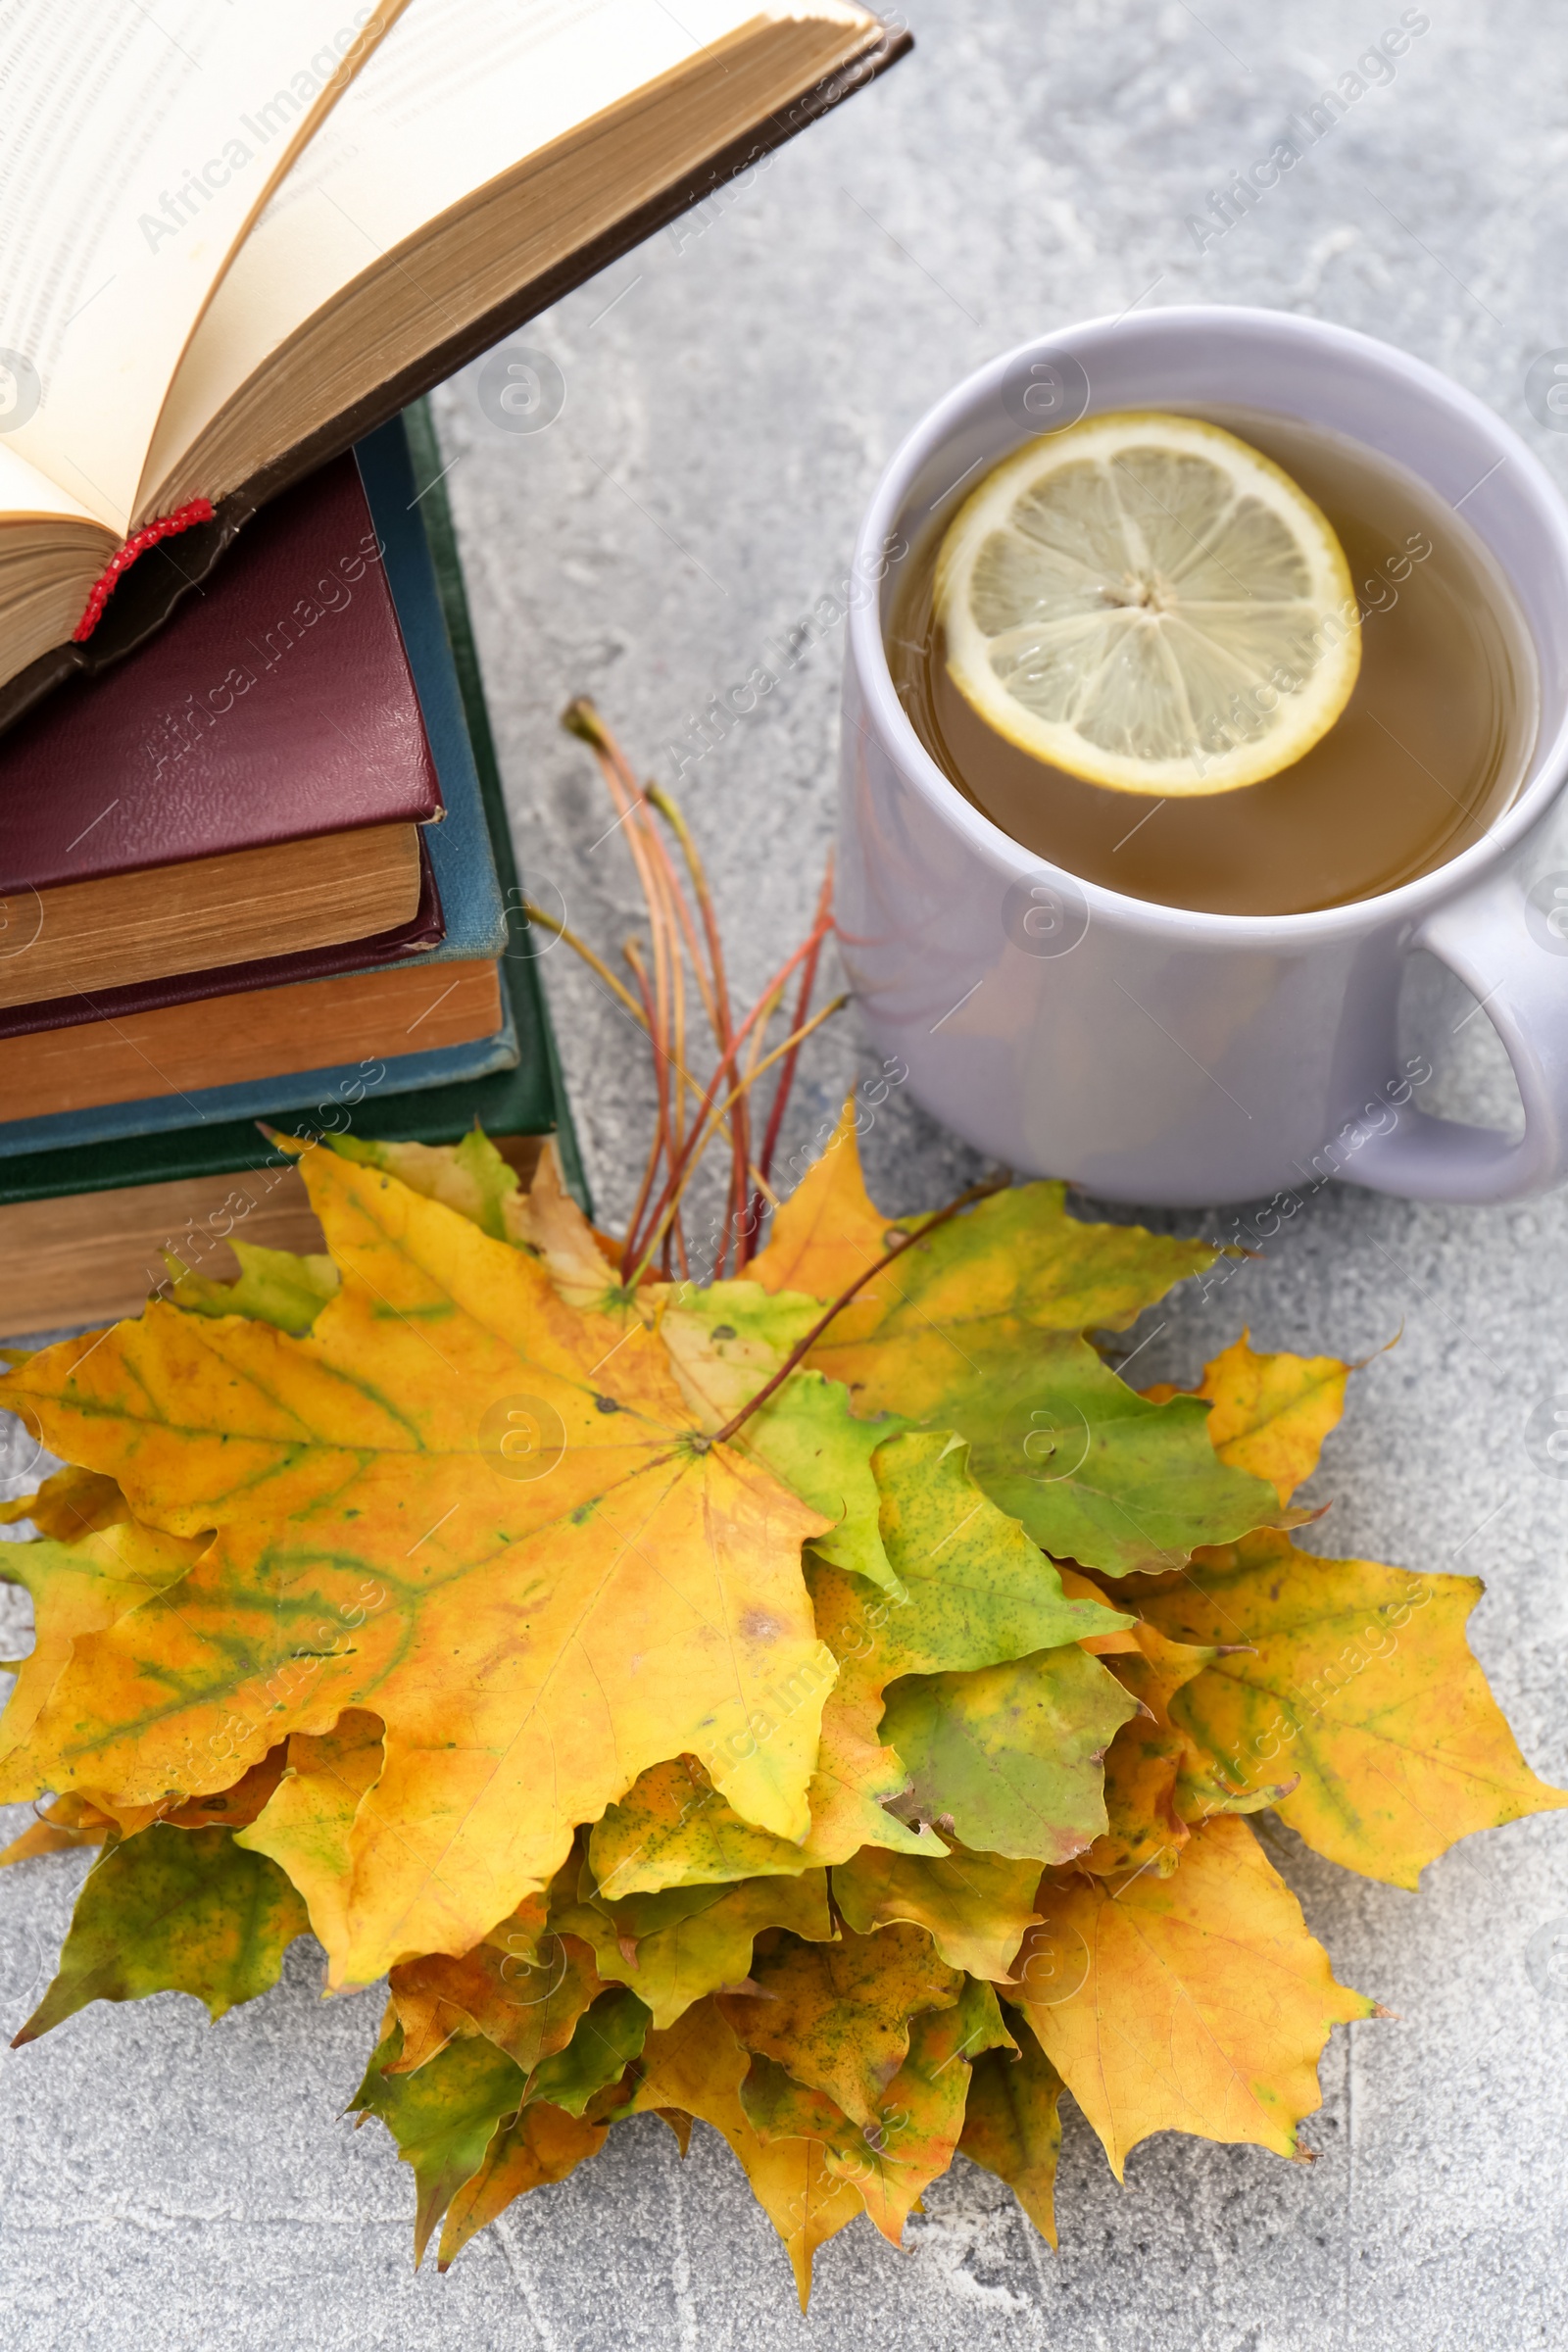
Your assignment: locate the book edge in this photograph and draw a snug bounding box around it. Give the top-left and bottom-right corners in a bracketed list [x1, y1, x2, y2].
[0, 985, 518, 1161]
[399, 396, 592, 1216]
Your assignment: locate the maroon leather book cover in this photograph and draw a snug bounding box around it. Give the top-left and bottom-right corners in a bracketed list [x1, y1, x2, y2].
[0, 453, 443, 894]
[0, 832, 444, 1043]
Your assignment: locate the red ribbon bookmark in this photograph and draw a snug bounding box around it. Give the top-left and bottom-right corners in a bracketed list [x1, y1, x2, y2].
[72, 497, 217, 642]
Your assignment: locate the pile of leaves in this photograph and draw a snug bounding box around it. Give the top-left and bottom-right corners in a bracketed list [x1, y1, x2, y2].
[0, 714, 1562, 2304]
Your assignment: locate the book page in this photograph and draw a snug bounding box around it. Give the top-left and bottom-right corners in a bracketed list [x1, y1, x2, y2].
[0, 433, 105, 531]
[0, 0, 412, 532]
[144, 0, 874, 505]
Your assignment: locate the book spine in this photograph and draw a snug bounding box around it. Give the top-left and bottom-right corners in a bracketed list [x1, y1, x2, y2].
[72, 500, 217, 641]
[402, 397, 592, 1217]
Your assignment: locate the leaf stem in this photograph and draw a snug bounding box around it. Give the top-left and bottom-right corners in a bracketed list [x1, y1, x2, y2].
[529, 890, 752, 1224]
[625, 916, 832, 1281]
[557, 702, 832, 1284]
[646, 780, 748, 1251]
[725, 982, 782, 1275]
[744, 858, 834, 1264]
[564, 708, 683, 1273]
[646, 783, 734, 1054]
[520, 901, 647, 1026]
[620, 939, 671, 1274]
[625, 992, 848, 1290]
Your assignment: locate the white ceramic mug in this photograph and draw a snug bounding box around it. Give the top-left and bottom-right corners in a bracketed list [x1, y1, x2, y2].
[836, 305, 1568, 1206]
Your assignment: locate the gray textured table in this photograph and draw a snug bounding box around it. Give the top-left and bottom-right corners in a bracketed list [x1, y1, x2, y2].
[4, 3, 1568, 2343]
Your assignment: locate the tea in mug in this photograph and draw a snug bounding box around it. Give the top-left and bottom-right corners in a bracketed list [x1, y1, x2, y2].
[886, 406, 1539, 916]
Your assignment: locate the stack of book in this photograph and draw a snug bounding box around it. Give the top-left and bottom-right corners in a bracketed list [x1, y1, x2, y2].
[0, 0, 905, 1336]
[0, 407, 567, 1333]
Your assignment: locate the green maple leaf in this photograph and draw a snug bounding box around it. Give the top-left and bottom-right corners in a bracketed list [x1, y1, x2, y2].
[880, 1644, 1139, 1861]
[554, 1870, 836, 2030]
[354, 1986, 649, 2262]
[351, 2021, 528, 2266]
[590, 1433, 1124, 1895]
[168, 1241, 339, 1334]
[16, 1825, 307, 2040]
[867, 1429, 1132, 1657]
[750, 1117, 1284, 1575]
[942, 1334, 1296, 1575]
[524, 1984, 650, 2115]
[831, 1843, 1044, 1982]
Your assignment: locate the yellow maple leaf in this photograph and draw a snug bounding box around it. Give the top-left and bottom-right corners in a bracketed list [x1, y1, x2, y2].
[624, 1995, 865, 2306]
[0, 1513, 201, 1778]
[748, 1102, 893, 1299]
[0, 1144, 834, 1985]
[235, 1710, 386, 1965]
[752, 1098, 1220, 1342]
[1136, 1527, 1568, 1886]
[1016, 1814, 1375, 2176]
[436, 2101, 608, 2271]
[738, 1976, 1014, 2249]
[1146, 1331, 1350, 1503]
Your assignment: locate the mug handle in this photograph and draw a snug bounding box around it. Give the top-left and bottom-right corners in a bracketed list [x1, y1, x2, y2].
[1352, 860, 1568, 1203]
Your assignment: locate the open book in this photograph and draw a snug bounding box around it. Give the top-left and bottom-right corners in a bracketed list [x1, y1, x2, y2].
[0, 0, 902, 728]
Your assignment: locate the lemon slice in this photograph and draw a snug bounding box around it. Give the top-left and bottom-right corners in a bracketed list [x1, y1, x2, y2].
[935, 411, 1361, 795]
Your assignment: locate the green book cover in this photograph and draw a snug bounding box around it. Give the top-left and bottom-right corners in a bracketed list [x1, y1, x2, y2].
[0, 402, 584, 1212]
